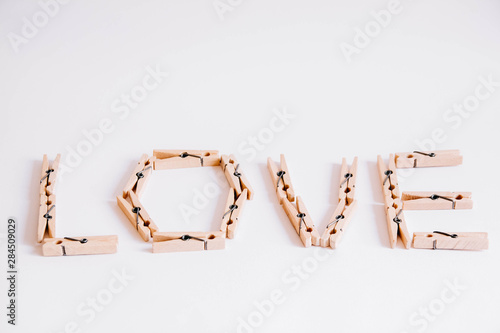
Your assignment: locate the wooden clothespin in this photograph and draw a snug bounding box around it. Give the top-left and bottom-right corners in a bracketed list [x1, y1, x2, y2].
[153, 150, 220, 169]
[122, 154, 155, 198]
[42, 236, 118, 256]
[321, 200, 358, 249]
[377, 155, 411, 249]
[221, 154, 254, 200]
[116, 191, 158, 242]
[321, 157, 359, 249]
[402, 192, 473, 210]
[282, 197, 321, 247]
[152, 232, 225, 253]
[268, 155, 316, 246]
[395, 150, 463, 168]
[413, 231, 488, 250]
[220, 188, 248, 239]
[267, 155, 295, 204]
[38, 154, 60, 243]
[118, 154, 159, 241]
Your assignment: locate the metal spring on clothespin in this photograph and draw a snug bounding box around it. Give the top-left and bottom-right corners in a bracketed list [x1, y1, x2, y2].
[40, 168, 54, 186]
[222, 204, 238, 220]
[383, 170, 393, 186]
[326, 214, 345, 230]
[430, 194, 456, 209]
[136, 165, 152, 179]
[132, 206, 141, 230]
[233, 164, 241, 178]
[297, 213, 306, 236]
[432, 231, 458, 250]
[179, 152, 203, 166]
[340, 173, 353, 187]
[180, 234, 207, 250]
[412, 151, 436, 167]
[276, 170, 286, 188]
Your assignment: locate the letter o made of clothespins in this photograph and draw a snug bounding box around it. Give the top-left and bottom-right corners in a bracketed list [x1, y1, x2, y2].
[116, 150, 254, 253]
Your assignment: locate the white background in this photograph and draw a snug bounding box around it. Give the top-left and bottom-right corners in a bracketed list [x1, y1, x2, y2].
[1, 1, 499, 332]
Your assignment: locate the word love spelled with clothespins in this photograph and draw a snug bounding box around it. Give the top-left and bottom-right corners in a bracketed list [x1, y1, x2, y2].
[379, 149, 487, 251]
[38, 154, 118, 257]
[268, 155, 358, 249]
[36, 149, 488, 256]
[117, 150, 253, 253]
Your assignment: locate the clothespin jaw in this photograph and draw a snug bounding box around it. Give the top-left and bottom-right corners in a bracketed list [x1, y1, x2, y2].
[377, 155, 411, 249]
[39, 154, 49, 195]
[267, 155, 295, 204]
[402, 192, 473, 210]
[42, 235, 118, 256]
[40, 154, 61, 196]
[282, 196, 320, 247]
[321, 200, 358, 249]
[279, 154, 295, 201]
[116, 193, 156, 242]
[338, 157, 358, 206]
[395, 150, 463, 168]
[221, 154, 254, 200]
[122, 154, 154, 198]
[38, 154, 61, 243]
[413, 232, 488, 250]
[152, 232, 225, 253]
[153, 150, 220, 170]
[220, 188, 248, 239]
[136, 156, 155, 197]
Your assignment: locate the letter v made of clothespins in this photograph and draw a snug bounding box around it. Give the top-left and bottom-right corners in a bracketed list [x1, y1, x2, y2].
[267, 155, 358, 248]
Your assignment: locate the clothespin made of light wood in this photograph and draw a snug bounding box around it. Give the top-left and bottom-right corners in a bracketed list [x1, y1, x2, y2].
[282, 197, 321, 247]
[377, 155, 411, 249]
[267, 154, 295, 204]
[413, 231, 488, 250]
[153, 150, 220, 170]
[42, 236, 119, 256]
[395, 150, 463, 168]
[321, 157, 359, 249]
[220, 188, 248, 239]
[38, 154, 61, 243]
[122, 154, 155, 198]
[116, 190, 158, 242]
[402, 192, 473, 210]
[152, 232, 225, 253]
[221, 154, 254, 200]
[321, 200, 358, 249]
